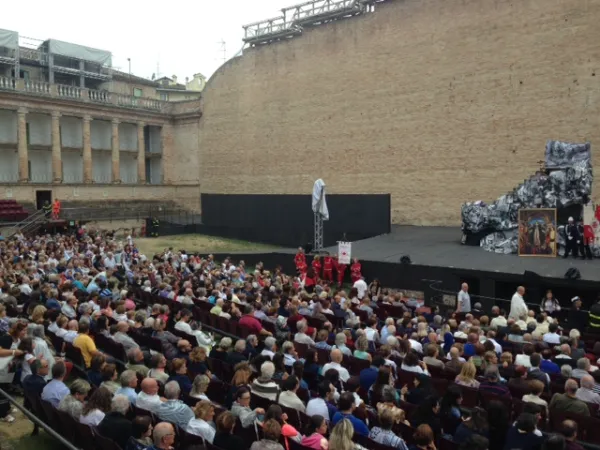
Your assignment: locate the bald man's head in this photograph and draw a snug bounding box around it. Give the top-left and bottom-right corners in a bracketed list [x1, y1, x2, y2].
[141, 377, 159, 395]
[67, 320, 79, 331]
[565, 379, 578, 395]
[450, 347, 459, 359]
[117, 321, 129, 333]
[330, 348, 342, 363]
[153, 422, 175, 448]
[581, 375, 595, 390]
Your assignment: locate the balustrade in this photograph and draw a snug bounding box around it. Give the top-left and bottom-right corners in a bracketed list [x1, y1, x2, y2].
[24, 79, 51, 95]
[0, 76, 15, 90]
[88, 89, 110, 103]
[56, 84, 82, 99]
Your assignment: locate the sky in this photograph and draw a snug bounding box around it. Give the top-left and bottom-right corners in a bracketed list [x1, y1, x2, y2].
[1, 0, 292, 82]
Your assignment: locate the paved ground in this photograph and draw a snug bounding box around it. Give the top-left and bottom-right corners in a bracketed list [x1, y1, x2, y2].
[322, 225, 600, 281]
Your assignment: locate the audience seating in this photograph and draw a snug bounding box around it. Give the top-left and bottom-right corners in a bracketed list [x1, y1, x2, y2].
[0, 199, 28, 221]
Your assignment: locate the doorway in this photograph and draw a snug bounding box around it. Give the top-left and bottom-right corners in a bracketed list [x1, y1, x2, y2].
[36, 190, 52, 210]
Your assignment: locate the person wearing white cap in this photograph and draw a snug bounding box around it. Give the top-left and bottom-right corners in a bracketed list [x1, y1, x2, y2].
[568, 296, 588, 331]
[564, 217, 580, 258]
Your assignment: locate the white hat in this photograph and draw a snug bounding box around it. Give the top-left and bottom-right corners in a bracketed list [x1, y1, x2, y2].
[571, 296, 580, 302]
[568, 217, 574, 221]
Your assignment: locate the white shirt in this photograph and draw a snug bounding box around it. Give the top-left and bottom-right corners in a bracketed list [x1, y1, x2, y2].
[488, 338, 502, 355]
[490, 316, 508, 329]
[175, 321, 213, 350]
[408, 339, 423, 354]
[365, 327, 379, 342]
[136, 392, 163, 412]
[20, 284, 32, 295]
[457, 290, 471, 312]
[186, 418, 215, 443]
[509, 292, 527, 320]
[261, 349, 275, 360]
[353, 279, 368, 299]
[543, 332, 561, 345]
[306, 398, 330, 420]
[322, 362, 350, 382]
[80, 409, 105, 426]
[400, 363, 429, 376]
[515, 354, 532, 368]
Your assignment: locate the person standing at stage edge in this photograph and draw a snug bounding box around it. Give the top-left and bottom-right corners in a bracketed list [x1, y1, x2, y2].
[564, 217, 579, 259]
[456, 283, 471, 314]
[510, 286, 528, 320]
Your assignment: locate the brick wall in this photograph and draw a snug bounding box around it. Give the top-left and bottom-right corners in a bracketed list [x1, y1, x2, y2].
[198, 0, 600, 225]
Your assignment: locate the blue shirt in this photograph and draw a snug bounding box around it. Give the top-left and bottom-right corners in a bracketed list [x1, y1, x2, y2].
[41, 379, 70, 408]
[115, 386, 137, 406]
[540, 359, 560, 375]
[463, 343, 476, 358]
[331, 412, 370, 437]
[359, 366, 379, 390]
[156, 400, 194, 428]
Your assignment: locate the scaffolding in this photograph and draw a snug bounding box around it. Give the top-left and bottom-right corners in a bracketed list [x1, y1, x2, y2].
[242, 0, 394, 46]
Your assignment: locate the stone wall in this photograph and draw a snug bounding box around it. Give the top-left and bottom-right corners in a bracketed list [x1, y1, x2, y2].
[198, 0, 600, 225]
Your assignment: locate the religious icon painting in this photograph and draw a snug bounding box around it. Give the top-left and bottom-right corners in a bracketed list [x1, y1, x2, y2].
[517, 208, 557, 257]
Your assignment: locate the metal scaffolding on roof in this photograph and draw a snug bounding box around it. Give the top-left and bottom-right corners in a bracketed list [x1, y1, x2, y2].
[242, 0, 394, 46]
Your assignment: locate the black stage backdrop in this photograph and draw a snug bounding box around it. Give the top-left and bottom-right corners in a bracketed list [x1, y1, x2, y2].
[200, 193, 391, 247]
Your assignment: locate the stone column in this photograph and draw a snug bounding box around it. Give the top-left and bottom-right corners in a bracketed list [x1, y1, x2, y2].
[137, 121, 146, 183]
[111, 119, 120, 183]
[51, 111, 62, 182]
[17, 107, 28, 182]
[160, 123, 173, 184]
[82, 115, 93, 183]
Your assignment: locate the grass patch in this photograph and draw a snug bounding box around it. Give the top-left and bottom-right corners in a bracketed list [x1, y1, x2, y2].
[4, 432, 64, 450]
[135, 234, 277, 257]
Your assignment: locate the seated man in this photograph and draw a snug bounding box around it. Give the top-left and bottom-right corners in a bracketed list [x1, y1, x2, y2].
[126, 347, 150, 377]
[174, 309, 213, 350]
[575, 375, 600, 405]
[23, 359, 49, 398]
[550, 379, 590, 416]
[479, 366, 511, 398]
[322, 349, 350, 382]
[136, 378, 164, 412]
[156, 381, 195, 428]
[331, 392, 370, 437]
[57, 379, 91, 419]
[278, 375, 306, 413]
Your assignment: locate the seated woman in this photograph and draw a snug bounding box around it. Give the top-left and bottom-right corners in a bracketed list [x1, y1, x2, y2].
[369, 408, 409, 449]
[186, 400, 216, 443]
[99, 363, 120, 394]
[213, 411, 246, 450]
[167, 358, 192, 394]
[302, 415, 329, 450]
[455, 361, 480, 388]
[80, 386, 112, 426]
[263, 404, 301, 444]
[190, 374, 211, 401]
[231, 387, 265, 428]
[188, 346, 211, 376]
[439, 385, 463, 435]
[126, 416, 154, 450]
[400, 351, 430, 375]
[251, 419, 285, 450]
[376, 385, 409, 425]
[271, 353, 289, 381]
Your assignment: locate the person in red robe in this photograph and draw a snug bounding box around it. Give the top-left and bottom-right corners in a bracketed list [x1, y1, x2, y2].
[350, 258, 362, 283]
[312, 255, 322, 280]
[294, 247, 306, 271]
[322, 255, 334, 282]
[297, 260, 308, 275]
[334, 254, 347, 288]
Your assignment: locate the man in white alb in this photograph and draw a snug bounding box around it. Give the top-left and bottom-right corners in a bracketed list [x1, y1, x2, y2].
[509, 286, 528, 320]
[456, 283, 471, 313]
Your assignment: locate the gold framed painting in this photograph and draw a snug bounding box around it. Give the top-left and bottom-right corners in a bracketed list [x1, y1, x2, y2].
[518, 208, 557, 257]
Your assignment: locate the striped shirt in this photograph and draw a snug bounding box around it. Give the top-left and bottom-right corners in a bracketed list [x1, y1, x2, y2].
[369, 428, 408, 450]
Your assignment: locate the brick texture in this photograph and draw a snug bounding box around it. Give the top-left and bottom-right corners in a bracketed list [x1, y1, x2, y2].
[198, 0, 600, 225]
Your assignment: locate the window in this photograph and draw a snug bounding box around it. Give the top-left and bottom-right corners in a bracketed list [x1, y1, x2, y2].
[26, 123, 30, 145]
[133, 88, 143, 97]
[160, 93, 169, 101]
[20, 70, 30, 81]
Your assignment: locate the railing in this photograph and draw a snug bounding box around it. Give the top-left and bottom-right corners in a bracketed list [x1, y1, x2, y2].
[0, 77, 167, 112]
[284, 0, 362, 23]
[0, 75, 16, 90]
[18, 47, 45, 62]
[24, 79, 51, 95]
[56, 84, 82, 100]
[243, 16, 295, 41]
[59, 206, 202, 225]
[0, 387, 80, 450]
[88, 88, 110, 103]
[5, 209, 47, 238]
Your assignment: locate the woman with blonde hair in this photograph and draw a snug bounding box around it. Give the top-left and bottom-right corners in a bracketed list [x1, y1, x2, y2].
[455, 361, 480, 388]
[31, 305, 47, 325]
[417, 322, 429, 339]
[188, 346, 210, 376]
[329, 419, 367, 450]
[190, 374, 210, 400]
[186, 400, 216, 443]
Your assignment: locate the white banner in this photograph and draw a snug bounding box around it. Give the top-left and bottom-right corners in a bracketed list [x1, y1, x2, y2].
[338, 241, 352, 264]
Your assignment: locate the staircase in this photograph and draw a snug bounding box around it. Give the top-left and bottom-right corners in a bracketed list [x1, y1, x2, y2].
[4, 209, 47, 238]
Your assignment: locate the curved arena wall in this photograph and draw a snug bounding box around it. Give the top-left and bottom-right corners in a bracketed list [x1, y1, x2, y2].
[198, 0, 600, 225]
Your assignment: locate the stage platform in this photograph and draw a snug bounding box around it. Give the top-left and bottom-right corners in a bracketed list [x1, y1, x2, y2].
[322, 225, 600, 282]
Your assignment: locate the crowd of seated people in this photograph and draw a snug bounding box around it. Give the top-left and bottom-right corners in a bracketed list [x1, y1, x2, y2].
[1, 230, 600, 450]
